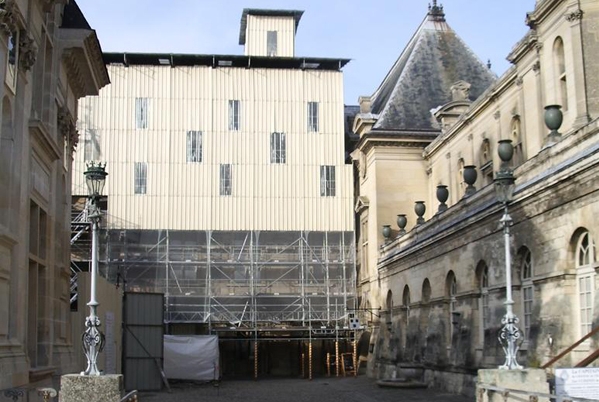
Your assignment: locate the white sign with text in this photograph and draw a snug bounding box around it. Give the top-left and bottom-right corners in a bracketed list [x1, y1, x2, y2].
[556, 368, 599, 400]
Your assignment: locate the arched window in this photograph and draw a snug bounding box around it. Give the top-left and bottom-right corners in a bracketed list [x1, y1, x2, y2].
[476, 261, 489, 346]
[519, 247, 533, 340]
[553, 37, 568, 111]
[402, 285, 411, 351]
[479, 138, 493, 185]
[422, 279, 431, 304]
[575, 230, 596, 337]
[402, 285, 411, 315]
[386, 289, 393, 326]
[446, 271, 458, 340]
[511, 117, 524, 167]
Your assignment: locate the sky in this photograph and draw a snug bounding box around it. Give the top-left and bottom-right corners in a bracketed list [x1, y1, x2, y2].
[76, 1, 535, 105]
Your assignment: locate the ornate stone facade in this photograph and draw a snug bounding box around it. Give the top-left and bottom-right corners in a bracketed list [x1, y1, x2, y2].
[0, 0, 108, 396]
[353, 0, 599, 396]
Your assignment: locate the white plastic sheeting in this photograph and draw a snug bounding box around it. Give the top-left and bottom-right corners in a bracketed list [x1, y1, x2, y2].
[163, 335, 219, 381]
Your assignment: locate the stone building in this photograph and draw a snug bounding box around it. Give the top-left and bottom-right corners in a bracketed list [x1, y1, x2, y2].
[0, 0, 108, 396]
[352, 0, 599, 395]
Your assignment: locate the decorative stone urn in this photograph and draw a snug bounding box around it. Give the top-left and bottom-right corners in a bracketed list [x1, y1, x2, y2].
[414, 201, 426, 225]
[396, 214, 407, 236]
[382, 224, 392, 241]
[463, 165, 477, 197]
[436, 185, 449, 213]
[544, 104, 562, 145]
[497, 139, 514, 171]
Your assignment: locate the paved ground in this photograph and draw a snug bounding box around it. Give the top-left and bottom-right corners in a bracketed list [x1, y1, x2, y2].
[137, 376, 472, 402]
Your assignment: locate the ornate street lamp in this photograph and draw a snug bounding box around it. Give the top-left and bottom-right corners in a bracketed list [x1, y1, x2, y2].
[82, 162, 108, 375]
[493, 140, 522, 370]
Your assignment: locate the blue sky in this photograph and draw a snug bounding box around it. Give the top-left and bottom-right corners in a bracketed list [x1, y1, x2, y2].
[77, 1, 534, 105]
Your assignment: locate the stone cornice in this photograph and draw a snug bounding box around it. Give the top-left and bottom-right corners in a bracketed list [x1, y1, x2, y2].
[525, 0, 563, 29]
[59, 28, 110, 98]
[355, 130, 438, 154]
[506, 30, 538, 65]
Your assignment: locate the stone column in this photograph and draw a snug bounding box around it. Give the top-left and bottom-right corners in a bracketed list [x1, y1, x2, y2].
[60, 374, 123, 402]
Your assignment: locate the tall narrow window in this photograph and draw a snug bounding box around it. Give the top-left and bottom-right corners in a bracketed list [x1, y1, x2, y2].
[479, 139, 493, 185]
[511, 117, 524, 167]
[267, 31, 277, 57]
[576, 231, 596, 337]
[447, 272, 457, 339]
[134, 162, 147, 194]
[220, 164, 232, 196]
[402, 285, 410, 327]
[553, 37, 568, 111]
[28, 201, 49, 367]
[520, 248, 533, 341]
[228, 100, 240, 131]
[477, 261, 489, 346]
[308, 101, 319, 132]
[360, 219, 368, 284]
[186, 130, 203, 163]
[270, 132, 286, 164]
[320, 165, 335, 197]
[5, 30, 18, 91]
[135, 98, 148, 129]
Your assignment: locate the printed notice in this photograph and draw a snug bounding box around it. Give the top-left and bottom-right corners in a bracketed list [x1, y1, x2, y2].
[556, 368, 599, 400]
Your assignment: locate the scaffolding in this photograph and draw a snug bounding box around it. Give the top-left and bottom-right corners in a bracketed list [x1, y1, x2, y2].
[97, 229, 356, 334]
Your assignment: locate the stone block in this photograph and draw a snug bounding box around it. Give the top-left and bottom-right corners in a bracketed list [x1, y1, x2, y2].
[477, 369, 549, 402]
[59, 374, 123, 402]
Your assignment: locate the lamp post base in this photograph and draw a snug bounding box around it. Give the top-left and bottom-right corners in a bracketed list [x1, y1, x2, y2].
[60, 374, 123, 402]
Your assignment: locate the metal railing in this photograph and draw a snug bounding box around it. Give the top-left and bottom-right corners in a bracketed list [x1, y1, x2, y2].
[1, 387, 57, 401]
[541, 326, 599, 369]
[120, 390, 138, 402]
[477, 383, 598, 402]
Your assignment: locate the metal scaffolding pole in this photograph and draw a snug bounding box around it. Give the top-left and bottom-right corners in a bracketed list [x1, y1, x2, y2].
[325, 232, 330, 323]
[207, 230, 212, 333]
[300, 231, 306, 325]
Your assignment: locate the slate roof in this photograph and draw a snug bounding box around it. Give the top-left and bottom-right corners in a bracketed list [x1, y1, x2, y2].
[369, 4, 496, 131]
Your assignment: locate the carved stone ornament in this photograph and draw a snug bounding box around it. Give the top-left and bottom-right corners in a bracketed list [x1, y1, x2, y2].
[0, 0, 17, 36]
[450, 80, 471, 101]
[515, 76, 524, 86]
[532, 60, 541, 73]
[566, 9, 583, 22]
[42, 0, 65, 12]
[58, 107, 79, 153]
[19, 30, 37, 71]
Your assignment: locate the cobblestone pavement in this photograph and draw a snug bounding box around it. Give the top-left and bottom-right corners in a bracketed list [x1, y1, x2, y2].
[138, 376, 472, 402]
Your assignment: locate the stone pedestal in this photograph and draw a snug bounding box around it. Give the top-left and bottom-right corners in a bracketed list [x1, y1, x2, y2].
[477, 369, 549, 402]
[59, 374, 123, 402]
